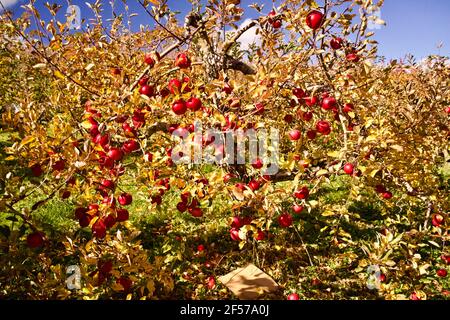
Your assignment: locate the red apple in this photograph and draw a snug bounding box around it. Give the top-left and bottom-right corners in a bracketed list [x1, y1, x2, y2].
[432, 214, 444, 227]
[139, 84, 154, 97]
[190, 207, 203, 217]
[31, 164, 43, 177]
[346, 52, 360, 63]
[117, 276, 132, 292]
[343, 163, 354, 175]
[287, 293, 300, 300]
[186, 97, 202, 111]
[305, 96, 319, 107]
[180, 192, 190, 203]
[278, 213, 293, 228]
[177, 201, 187, 212]
[26, 232, 45, 248]
[172, 100, 187, 115]
[138, 76, 149, 86]
[302, 111, 313, 122]
[207, 276, 215, 289]
[256, 230, 266, 241]
[144, 53, 155, 67]
[223, 173, 236, 183]
[235, 182, 246, 192]
[122, 123, 136, 137]
[102, 195, 116, 208]
[122, 139, 140, 154]
[292, 204, 304, 214]
[107, 148, 123, 161]
[441, 255, 450, 265]
[272, 19, 282, 29]
[293, 88, 305, 99]
[92, 218, 107, 239]
[306, 10, 324, 30]
[316, 120, 331, 135]
[382, 191, 393, 199]
[307, 130, 317, 140]
[343, 103, 354, 113]
[437, 269, 448, 278]
[410, 292, 421, 300]
[52, 160, 66, 171]
[116, 208, 129, 222]
[231, 216, 243, 228]
[168, 78, 182, 94]
[197, 244, 205, 252]
[230, 228, 241, 241]
[248, 179, 261, 191]
[118, 193, 132, 206]
[223, 83, 233, 94]
[330, 37, 343, 50]
[104, 214, 116, 228]
[252, 158, 264, 169]
[294, 186, 309, 200]
[322, 96, 337, 110]
[268, 10, 276, 22]
[93, 133, 109, 147]
[289, 129, 301, 141]
[101, 179, 115, 190]
[284, 114, 294, 123]
[175, 52, 191, 69]
[255, 102, 265, 114]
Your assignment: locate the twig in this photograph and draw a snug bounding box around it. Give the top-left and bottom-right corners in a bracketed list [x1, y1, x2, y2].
[138, 0, 183, 42]
[293, 224, 314, 266]
[0, 2, 100, 97]
[125, 23, 205, 98]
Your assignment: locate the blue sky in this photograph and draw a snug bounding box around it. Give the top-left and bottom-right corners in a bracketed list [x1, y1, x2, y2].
[2, 0, 449, 60]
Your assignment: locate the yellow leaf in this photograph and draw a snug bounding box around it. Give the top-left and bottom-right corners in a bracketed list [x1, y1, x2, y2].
[81, 120, 94, 129]
[366, 135, 377, 142]
[322, 210, 335, 217]
[33, 63, 47, 69]
[390, 145, 404, 152]
[19, 136, 35, 149]
[230, 186, 245, 201]
[54, 70, 65, 80]
[369, 169, 379, 178]
[146, 280, 155, 295]
[327, 151, 341, 158]
[316, 169, 329, 177]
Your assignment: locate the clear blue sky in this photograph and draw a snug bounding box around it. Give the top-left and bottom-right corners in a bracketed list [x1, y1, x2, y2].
[3, 0, 450, 60]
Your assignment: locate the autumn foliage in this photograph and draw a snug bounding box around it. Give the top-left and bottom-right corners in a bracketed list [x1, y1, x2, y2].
[0, 0, 449, 300]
